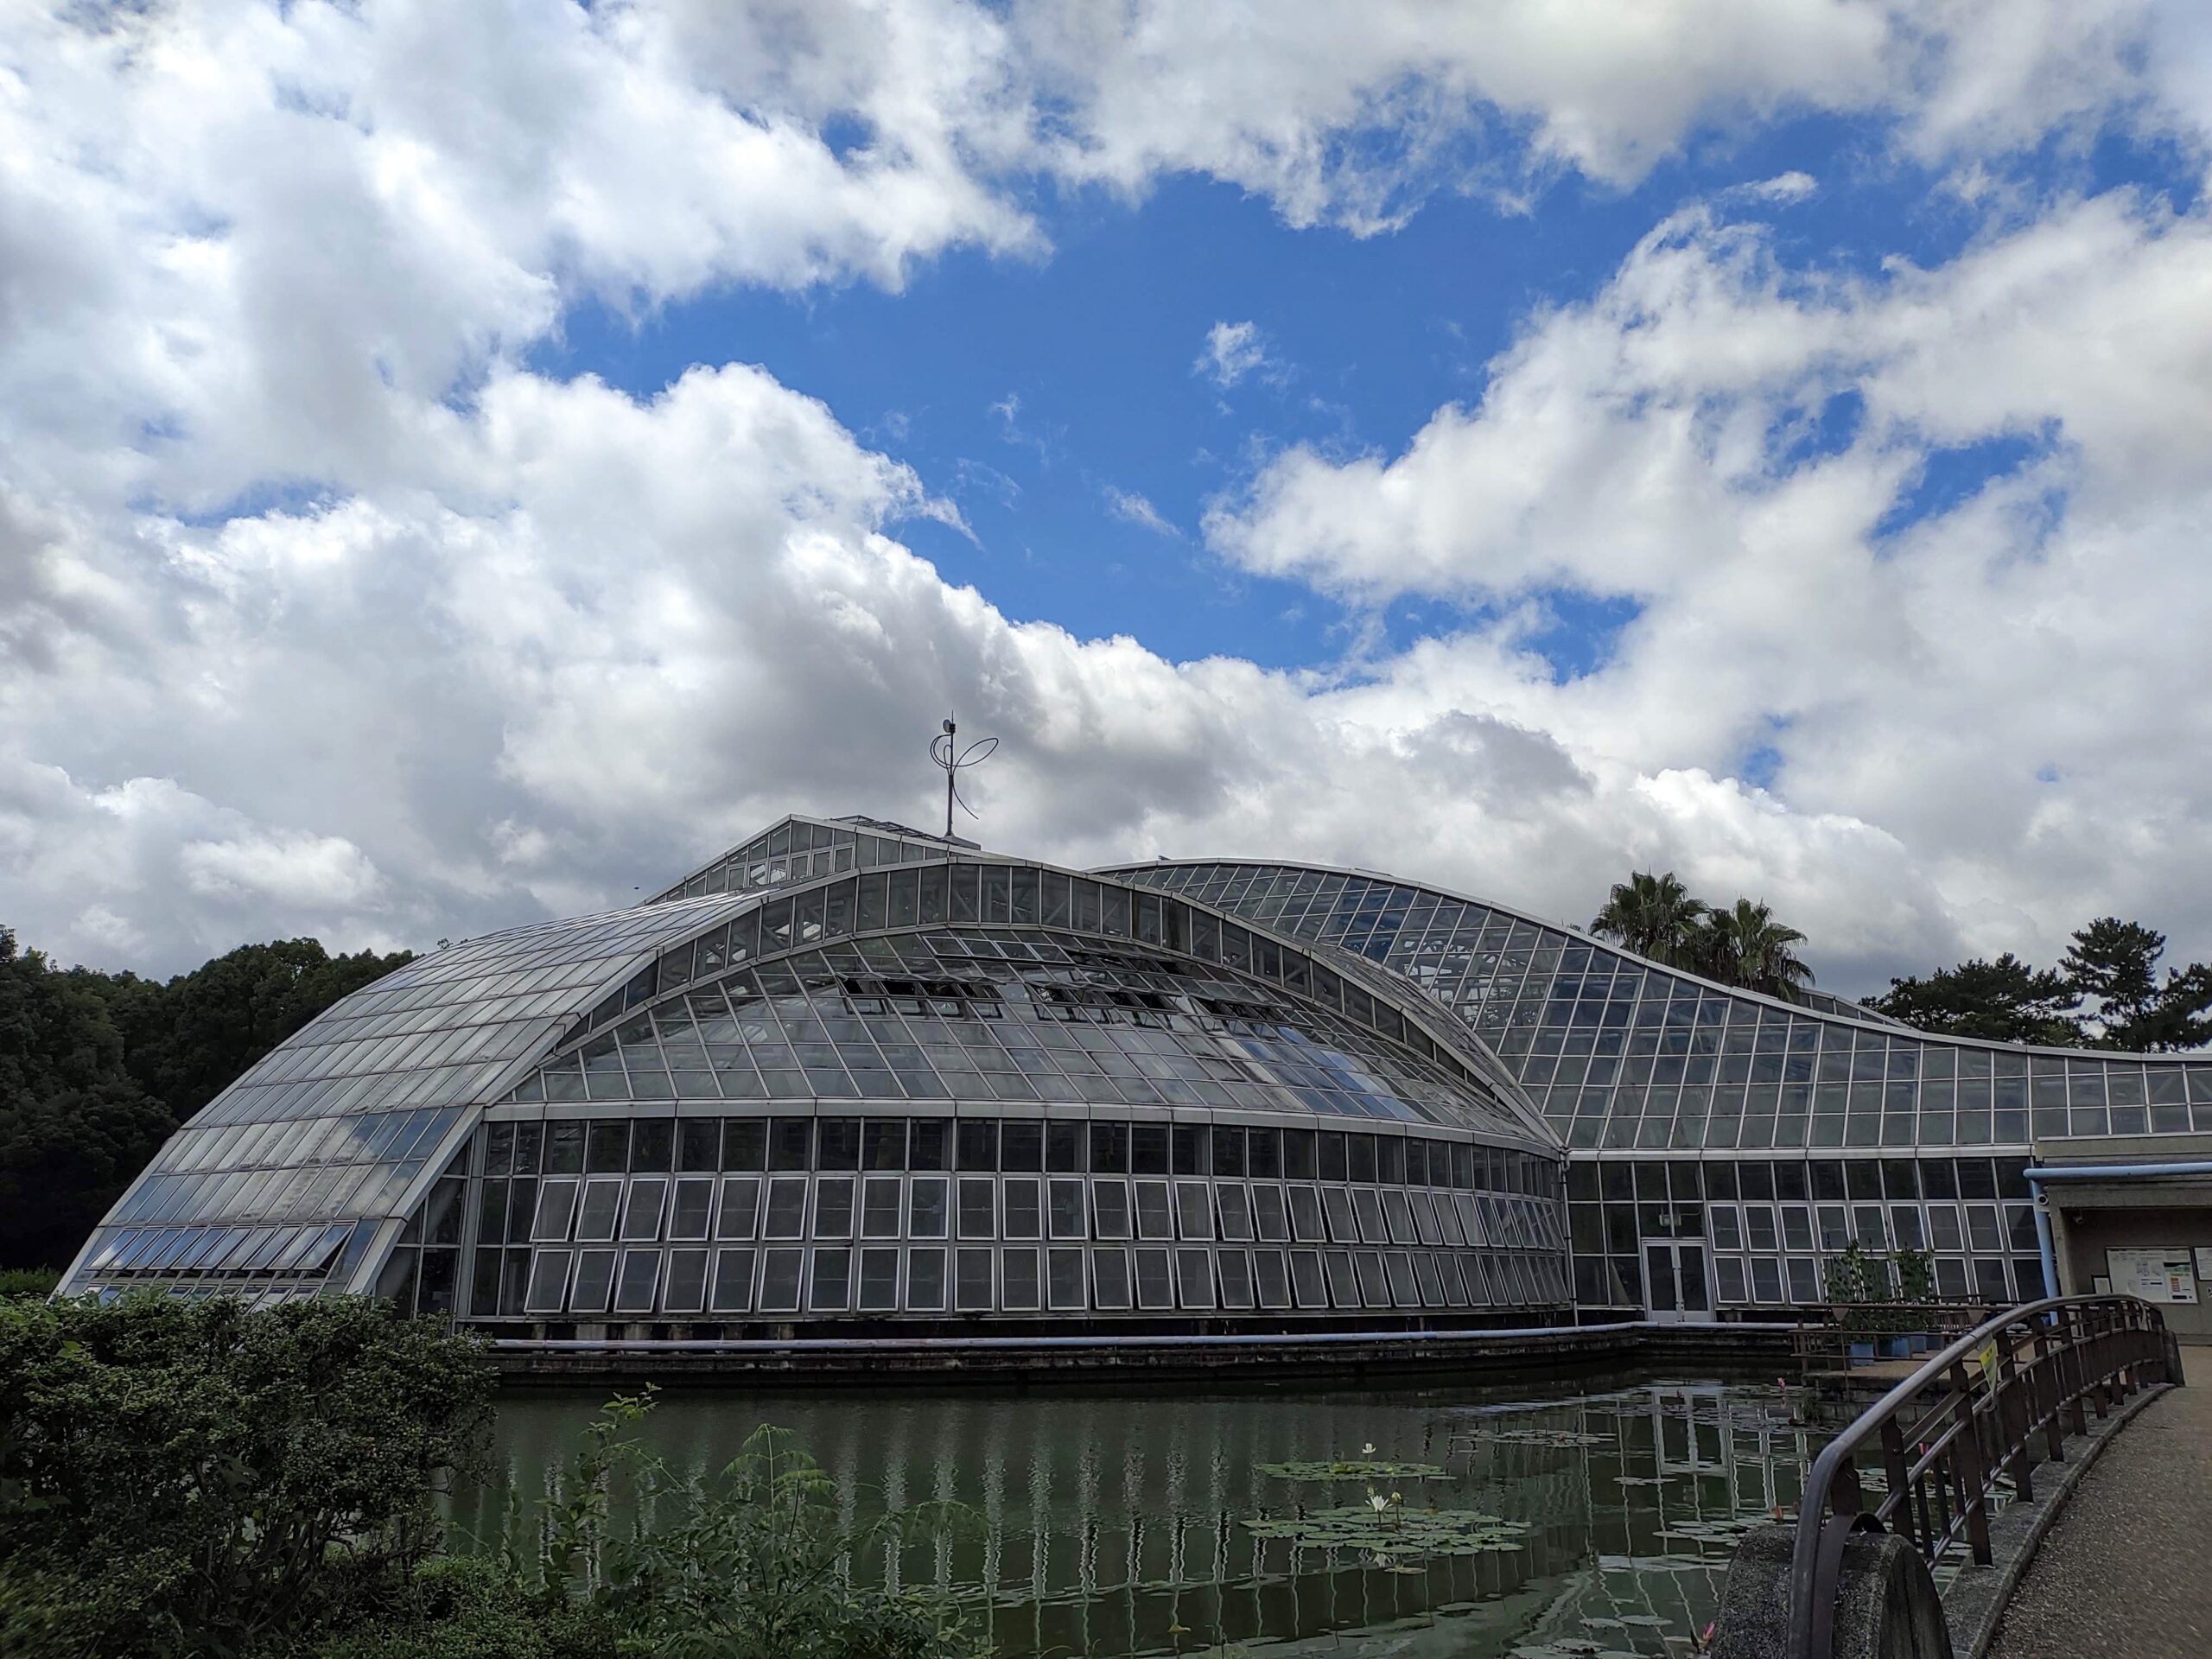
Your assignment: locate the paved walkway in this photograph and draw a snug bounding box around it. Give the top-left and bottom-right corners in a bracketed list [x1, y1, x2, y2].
[1986, 1378, 2212, 1659]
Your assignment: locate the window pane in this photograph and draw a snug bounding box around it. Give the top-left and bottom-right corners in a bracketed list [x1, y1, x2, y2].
[1135, 1181, 1173, 1239]
[1047, 1247, 1085, 1310]
[760, 1248, 804, 1312]
[764, 1177, 808, 1238]
[1177, 1247, 1217, 1308]
[531, 1179, 579, 1243]
[909, 1176, 949, 1238]
[906, 1247, 947, 1311]
[669, 1177, 714, 1241]
[570, 1248, 616, 1313]
[808, 1248, 851, 1312]
[1091, 1180, 1130, 1240]
[858, 1247, 899, 1311]
[814, 1177, 855, 1239]
[1047, 1179, 1085, 1239]
[524, 1249, 572, 1313]
[575, 1179, 621, 1243]
[955, 1247, 994, 1311]
[613, 1249, 660, 1313]
[861, 1176, 901, 1238]
[710, 1249, 755, 1313]
[1174, 1181, 1214, 1240]
[1133, 1247, 1174, 1309]
[1001, 1247, 1040, 1310]
[1092, 1247, 1131, 1311]
[1217, 1249, 1255, 1310]
[1002, 1179, 1042, 1240]
[664, 1248, 709, 1313]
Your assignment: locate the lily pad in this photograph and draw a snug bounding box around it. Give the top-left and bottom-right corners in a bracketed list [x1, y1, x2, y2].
[1243, 1503, 1532, 1556]
[1257, 1459, 1447, 1482]
[1456, 1428, 1609, 1449]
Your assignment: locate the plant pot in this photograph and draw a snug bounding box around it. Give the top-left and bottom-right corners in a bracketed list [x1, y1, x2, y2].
[1908, 1333, 1932, 1355]
[1883, 1337, 1911, 1358]
[1847, 1341, 1875, 1361]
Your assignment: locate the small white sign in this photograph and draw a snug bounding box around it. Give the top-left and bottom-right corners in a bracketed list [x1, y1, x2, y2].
[2195, 1247, 2212, 1280]
[2106, 1247, 2199, 1304]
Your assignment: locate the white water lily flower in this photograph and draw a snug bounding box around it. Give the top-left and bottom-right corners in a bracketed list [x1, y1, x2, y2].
[1369, 1492, 1389, 1512]
[1361, 1442, 1376, 1455]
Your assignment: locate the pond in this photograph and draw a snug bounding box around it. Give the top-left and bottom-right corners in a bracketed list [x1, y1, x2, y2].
[458, 1370, 1826, 1659]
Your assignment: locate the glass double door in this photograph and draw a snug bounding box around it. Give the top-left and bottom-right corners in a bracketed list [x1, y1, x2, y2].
[1643, 1238, 1710, 1322]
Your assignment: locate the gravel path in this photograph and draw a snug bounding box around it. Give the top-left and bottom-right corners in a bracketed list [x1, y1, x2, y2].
[1986, 1378, 2212, 1659]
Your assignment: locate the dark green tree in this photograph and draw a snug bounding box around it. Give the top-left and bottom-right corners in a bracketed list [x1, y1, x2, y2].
[1863, 954, 2084, 1046]
[2063, 917, 2212, 1051]
[1589, 872, 1709, 968]
[0, 928, 175, 1268]
[94, 938, 414, 1123]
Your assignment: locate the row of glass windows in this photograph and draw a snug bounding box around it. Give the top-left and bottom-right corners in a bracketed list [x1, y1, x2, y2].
[546, 917, 1521, 1132]
[459, 1242, 1571, 1319]
[620, 866, 1525, 1115]
[77, 1217, 375, 1280]
[479, 1116, 1554, 1192]
[1132, 862, 2212, 1144]
[1710, 1253, 2046, 1307]
[478, 1172, 1563, 1254]
[1564, 1154, 2033, 1204]
[653, 817, 943, 903]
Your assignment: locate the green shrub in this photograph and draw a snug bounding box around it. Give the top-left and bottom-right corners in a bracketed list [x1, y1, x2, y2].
[313, 1556, 618, 1659]
[0, 1267, 58, 1298]
[0, 1293, 493, 1658]
[530, 1391, 988, 1659]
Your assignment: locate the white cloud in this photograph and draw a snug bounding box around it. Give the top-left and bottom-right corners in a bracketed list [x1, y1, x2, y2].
[1196, 321, 1273, 388]
[10, 0, 2212, 1001]
[1103, 486, 1178, 536]
[1205, 184, 2212, 983]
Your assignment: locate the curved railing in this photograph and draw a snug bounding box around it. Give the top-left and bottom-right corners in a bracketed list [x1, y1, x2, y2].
[1784, 1294, 2183, 1659]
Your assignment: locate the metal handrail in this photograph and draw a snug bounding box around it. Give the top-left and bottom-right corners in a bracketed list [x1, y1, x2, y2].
[1783, 1293, 2182, 1659]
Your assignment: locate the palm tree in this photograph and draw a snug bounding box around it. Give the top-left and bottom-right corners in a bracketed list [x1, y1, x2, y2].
[1702, 898, 1815, 1001]
[1589, 872, 1708, 968]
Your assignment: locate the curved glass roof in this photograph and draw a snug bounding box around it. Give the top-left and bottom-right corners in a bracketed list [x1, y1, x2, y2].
[1109, 859, 2212, 1152]
[508, 922, 1538, 1140]
[60, 891, 756, 1295]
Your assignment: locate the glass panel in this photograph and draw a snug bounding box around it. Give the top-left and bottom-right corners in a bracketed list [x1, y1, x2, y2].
[710, 1248, 755, 1313]
[613, 1248, 660, 1313]
[524, 1249, 572, 1313]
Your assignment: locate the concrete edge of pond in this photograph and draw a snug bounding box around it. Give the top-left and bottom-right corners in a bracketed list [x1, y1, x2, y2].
[486, 1319, 1800, 1387]
[1943, 1381, 2172, 1659]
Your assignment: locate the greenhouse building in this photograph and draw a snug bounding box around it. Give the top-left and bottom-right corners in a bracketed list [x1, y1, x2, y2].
[58, 813, 2212, 1340]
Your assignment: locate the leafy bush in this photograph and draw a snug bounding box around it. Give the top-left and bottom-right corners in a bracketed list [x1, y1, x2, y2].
[0, 1267, 57, 1298]
[312, 1556, 617, 1659]
[0, 1293, 493, 1658]
[526, 1391, 988, 1659]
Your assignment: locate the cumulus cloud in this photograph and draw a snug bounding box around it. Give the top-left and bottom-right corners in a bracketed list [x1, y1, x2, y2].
[1205, 184, 2212, 982]
[10, 0, 2212, 998]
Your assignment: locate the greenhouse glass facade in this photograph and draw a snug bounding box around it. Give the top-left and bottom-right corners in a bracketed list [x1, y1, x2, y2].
[64, 812, 2212, 1334]
[1103, 859, 2212, 1317]
[60, 817, 1567, 1336]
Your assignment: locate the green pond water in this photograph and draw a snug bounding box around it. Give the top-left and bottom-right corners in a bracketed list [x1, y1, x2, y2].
[459, 1370, 1826, 1659]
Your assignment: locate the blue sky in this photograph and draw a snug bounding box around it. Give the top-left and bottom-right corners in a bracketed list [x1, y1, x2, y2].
[10, 2, 2212, 992]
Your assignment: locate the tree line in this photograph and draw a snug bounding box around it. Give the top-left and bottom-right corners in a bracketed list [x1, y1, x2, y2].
[1589, 870, 2212, 1050]
[0, 927, 412, 1269]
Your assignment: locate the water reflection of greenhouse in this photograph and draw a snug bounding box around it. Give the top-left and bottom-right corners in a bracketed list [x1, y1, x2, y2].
[464, 1380, 1827, 1658]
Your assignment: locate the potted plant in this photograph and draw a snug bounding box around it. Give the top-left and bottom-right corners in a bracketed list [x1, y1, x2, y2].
[1892, 1247, 1937, 1353]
